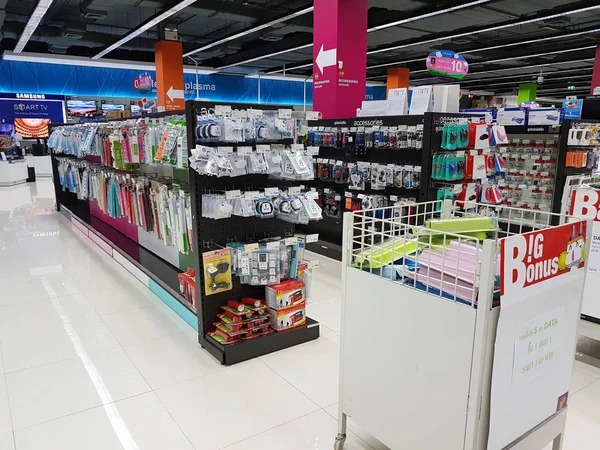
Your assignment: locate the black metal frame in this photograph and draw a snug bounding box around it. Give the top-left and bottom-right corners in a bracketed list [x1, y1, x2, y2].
[296, 114, 432, 260]
[185, 100, 319, 365]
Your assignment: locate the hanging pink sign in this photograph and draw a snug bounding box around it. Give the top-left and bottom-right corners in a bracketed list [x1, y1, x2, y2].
[426, 50, 469, 81]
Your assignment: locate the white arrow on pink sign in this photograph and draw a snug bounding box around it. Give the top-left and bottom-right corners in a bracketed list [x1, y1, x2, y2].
[315, 44, 337, 74]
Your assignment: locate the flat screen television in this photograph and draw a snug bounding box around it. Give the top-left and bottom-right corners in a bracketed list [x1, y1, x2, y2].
[101, 104, 125, 113]
[67, 100, 97, 117]
[14, 118, 50, 138]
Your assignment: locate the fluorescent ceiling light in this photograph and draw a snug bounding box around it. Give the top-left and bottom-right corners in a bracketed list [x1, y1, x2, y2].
[92, 0, 198, 59]
[366, 29, 600, 71]
[13, 0, 53, 53]
[459, 69, 593, 85]
[221, 0, 491, 71]
[537, 87, 589, 93]
[3, 51, 217, 74]
[464, 74, 592, 88]
[367, 0, 491, 32]
[184, 6, 314, 58]
[468, 45, 597, 66]
[368, 4, 600, 56]
[218, 44, 313, 70]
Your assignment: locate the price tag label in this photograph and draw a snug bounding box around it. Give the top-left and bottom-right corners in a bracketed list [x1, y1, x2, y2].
[390, 195, 399, 202]
[284, 237, 298, 246]
[266, 241, 280, 250]
[256, 144, 271, 153]
[217, 146, 234, 154]
[244, 191, 260, 200]
[306, 233, 319, 243]
[324, 188, 331, 194]
[306, 191, 319, 199]
[289, 186, 301, 195]
[357, 194, 365, 199]
[264, 187, 279, 196]
[307, 260, 319, 269]
[306, 146, 320, 155]
[237, 146, 253, 155]
[306, 111, 320, 121]
[345, 191, 353, 197]
[244, 243, 259, 252]
[248, 109, 264, 118]
[225, 190, 241, 200]
[292, 143, 304, 151]
[232, 109, 248, 119]
[271, 144, 285, 152]
[214, 105, 232, 115]
[278, 109, 292, 119]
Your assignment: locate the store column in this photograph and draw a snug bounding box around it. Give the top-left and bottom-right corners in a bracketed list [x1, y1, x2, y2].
[312, 0, 368, 118]
[386, 68, 410, 98]
[517, 83, 537, 104]
[155, 40, 185, 111]
[591, 41, 600, 95]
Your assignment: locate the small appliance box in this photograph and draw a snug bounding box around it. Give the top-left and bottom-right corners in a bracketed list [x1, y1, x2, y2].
[265, 279, 305, 309]
[270, 300, 306, 332]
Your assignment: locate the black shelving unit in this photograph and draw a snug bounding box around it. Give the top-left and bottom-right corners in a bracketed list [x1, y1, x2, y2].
[184, 101, 320, 365]
[299, 114, 430, 260]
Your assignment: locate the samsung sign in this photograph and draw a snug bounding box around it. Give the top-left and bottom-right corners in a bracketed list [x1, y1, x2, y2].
[0, 60, 386, 105]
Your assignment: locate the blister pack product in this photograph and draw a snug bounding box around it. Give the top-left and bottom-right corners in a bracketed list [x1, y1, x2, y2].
[202, 249, 232, 295]
[245, 250, 280, 285]
[253, 197, 276, 218]
[348, 162, 366, 190]
[370, 163, 387, 190]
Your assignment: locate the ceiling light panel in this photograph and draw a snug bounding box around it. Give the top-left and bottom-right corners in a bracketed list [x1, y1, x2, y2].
[367, 4, 600, 56]
[92, 0, 197, 59]
[13, 0, 54, 53]
[184, 6, 314, 58]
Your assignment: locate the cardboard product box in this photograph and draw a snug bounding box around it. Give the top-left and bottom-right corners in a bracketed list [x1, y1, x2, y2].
[270, 300, 306, 331]
[265, 279, 304, 309]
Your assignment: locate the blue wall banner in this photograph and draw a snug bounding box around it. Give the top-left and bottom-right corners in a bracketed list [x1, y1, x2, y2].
[0, 60, 385, 106]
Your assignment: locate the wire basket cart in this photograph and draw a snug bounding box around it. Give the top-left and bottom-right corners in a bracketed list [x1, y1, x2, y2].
[335, 199, 591, 450]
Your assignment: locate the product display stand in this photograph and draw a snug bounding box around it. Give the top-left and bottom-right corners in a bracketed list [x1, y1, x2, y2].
[335, 199, 589, 450]
[300, 115, 430, 260]
[552, 119, 600, 222]
[185, 100, 320, 365]
[48, 112, 199, 331]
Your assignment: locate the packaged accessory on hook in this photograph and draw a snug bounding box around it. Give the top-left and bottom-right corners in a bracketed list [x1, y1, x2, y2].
[203, 249, 232, 295]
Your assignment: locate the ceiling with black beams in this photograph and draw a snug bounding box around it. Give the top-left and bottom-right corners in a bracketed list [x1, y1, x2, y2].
[1, 0, 600, 98]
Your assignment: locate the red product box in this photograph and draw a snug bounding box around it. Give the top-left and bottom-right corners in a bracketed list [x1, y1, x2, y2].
[269, 300, 306, 332]
[265, 279, 305, 310]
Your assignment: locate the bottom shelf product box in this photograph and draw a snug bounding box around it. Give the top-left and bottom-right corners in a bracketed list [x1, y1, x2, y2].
[270, 300, 306, 331]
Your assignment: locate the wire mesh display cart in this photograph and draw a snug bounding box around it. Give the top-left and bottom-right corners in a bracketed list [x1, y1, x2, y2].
[334, 200, 590, 450]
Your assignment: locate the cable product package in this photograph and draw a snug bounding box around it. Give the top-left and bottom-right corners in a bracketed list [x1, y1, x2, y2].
[203, 249, 233, 295]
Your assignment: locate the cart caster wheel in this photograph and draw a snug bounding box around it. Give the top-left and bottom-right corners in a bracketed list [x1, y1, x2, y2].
[334, 433, 346, 450]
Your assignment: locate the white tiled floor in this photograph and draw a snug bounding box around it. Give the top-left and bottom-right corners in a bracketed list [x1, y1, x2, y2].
[1, 179, 600, 449]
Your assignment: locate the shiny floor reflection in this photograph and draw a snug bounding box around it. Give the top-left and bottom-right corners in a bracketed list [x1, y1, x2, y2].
[1, 180, 600, 450]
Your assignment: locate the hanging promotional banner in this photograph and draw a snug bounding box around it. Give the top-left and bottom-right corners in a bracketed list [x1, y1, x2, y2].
[426, 50, 469, 81]
[488, 220, 589, 450]
[570, 188, 600, 320]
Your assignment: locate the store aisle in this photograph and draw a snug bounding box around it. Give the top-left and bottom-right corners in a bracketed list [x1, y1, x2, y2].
[0, 180, 599, 450]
